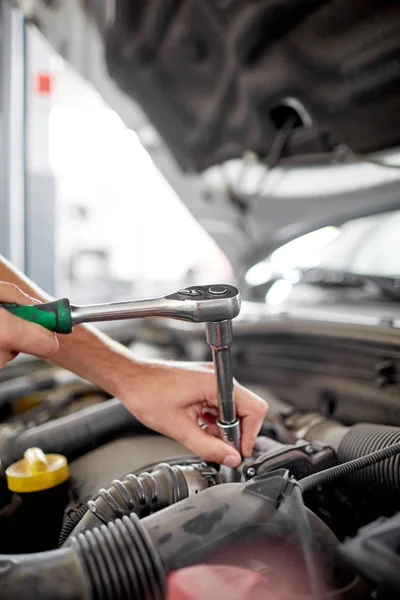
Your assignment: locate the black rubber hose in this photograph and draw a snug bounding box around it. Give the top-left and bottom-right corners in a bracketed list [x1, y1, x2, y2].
[337, 423, 400, 505]
[0, 370, 56, 406]
[59, 458, 205, 547]
[62, 462, 214, 544]
[71, 513, 166, 600]
[0, 398, 150, 471]
[0, 512, 166, 600]
[0, 546, 88, 600]
[299, 441, 400, 493]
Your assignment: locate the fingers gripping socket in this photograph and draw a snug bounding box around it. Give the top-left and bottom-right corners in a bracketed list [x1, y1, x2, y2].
[218, 419, 241, 450]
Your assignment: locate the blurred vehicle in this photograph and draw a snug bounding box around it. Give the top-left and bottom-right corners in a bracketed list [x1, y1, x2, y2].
[246, 209, 400, 308]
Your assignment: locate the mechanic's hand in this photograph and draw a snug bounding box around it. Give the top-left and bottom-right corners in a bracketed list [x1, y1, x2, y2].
[120, 362, 268, 467]
[0, 282, 59, 368]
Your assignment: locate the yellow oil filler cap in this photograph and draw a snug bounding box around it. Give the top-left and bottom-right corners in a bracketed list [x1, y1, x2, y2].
[5, 447, 69, 493]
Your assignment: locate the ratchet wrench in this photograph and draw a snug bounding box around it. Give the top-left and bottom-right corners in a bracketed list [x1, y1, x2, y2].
[1, 284, 242, 464]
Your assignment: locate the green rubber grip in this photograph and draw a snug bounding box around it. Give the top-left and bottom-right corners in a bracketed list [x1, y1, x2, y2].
[0, 298, 73, 334]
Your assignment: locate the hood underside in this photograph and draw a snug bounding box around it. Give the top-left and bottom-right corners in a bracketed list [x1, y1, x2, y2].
[16, 0, 400, 274]
[106, 0, 400, 172]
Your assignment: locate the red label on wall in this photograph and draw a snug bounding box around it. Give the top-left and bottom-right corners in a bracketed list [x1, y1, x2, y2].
[35, 73, 52, 95]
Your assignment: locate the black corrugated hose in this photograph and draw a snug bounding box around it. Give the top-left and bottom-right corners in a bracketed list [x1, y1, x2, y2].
[299, 441, 400, 493]
[71, 513, 166, 600]
[337, 423, 400, 506]
[0, 511, 166, 600]
[58, 503, 89, 547]
[61, 462, 215, 545]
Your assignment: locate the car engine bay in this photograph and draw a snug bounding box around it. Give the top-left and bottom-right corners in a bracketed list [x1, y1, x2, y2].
[0, 313, 400, 600]
[1, 1, 400, 599]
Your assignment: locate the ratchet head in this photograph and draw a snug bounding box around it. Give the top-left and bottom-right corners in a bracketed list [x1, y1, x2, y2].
[166, 285, 240, 323]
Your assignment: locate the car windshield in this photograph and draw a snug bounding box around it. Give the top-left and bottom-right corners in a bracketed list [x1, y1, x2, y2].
[245, 209, 400, 287]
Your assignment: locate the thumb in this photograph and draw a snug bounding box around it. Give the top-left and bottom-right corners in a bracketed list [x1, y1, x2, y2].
[178, 418, 241, 467]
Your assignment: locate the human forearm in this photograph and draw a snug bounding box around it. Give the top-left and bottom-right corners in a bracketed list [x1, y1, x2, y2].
[0, 256, 140, 396]
[0, 256, 268, 464]
[0, 256, 53, 303]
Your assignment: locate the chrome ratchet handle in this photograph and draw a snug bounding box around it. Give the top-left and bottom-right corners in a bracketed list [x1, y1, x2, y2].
[71, 285, 240, 325]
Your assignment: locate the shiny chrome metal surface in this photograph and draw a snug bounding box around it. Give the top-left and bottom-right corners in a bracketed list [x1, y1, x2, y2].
[70, 285, 240, 325]
[217, 419, 240, 449]
[206, 319, 241, 477]
[206, 321, 236, 426]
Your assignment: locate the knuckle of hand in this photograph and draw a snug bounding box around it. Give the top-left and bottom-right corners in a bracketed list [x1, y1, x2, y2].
[259, 402, 268, 416]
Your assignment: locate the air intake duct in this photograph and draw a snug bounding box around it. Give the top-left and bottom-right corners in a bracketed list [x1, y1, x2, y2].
[0, 471, 355, 600]
[338, 423, 400, 518]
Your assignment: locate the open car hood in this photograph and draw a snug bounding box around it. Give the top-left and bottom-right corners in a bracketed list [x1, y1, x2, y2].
[17, 0, 400, 273]
[106, 0, 400, 172]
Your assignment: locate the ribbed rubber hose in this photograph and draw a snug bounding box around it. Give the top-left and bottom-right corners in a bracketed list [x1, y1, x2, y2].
[0, 512, 166, 600]
[71, 513, 166, 600]
[62, 462, 215, 545]
[337, 423, 400, 502]
[0, 398, 150, 470]
[299, 440, 400, 493]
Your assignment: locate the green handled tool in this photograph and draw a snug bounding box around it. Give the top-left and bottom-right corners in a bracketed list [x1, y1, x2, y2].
[1, 284, 242, 474]
[0, 284, 241, 334]
[0, 299, 74, 334]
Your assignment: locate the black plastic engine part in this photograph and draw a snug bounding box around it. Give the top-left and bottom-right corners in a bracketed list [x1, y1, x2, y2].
[0, 398, 151, 472]
[283, 412, 349, 451]
[142, 470, 355, 599]
[60, 457, 200, 546]
[0, 470, 356, 600]
[0, 479, 70, 554]
[244, 436, 336, 480]
[69, 436, 194, 503]
[58, 502, 89, 547]
[339, 512, 400, 600]
[63, 461, 219, 544]
[337, 424, 400, 518]
[299, 440, 400, 493]
[11, 381, 109, 427]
